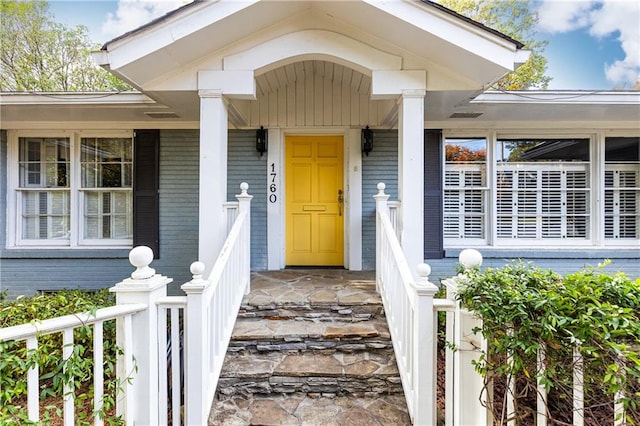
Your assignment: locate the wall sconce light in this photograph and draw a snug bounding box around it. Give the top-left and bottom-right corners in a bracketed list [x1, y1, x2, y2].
[361, 125, 373, 156]
[256, 126, 268, 156]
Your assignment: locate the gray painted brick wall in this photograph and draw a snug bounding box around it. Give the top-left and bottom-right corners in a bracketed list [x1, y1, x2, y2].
[1, 128, 638, 297]
[152, 130, 200, 295]
[362, 130, 399, 270]
[227, 130, 268, 271]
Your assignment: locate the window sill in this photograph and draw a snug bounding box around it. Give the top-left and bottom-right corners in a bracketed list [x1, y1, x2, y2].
[1, 247, 131, 259]
[444, 247, 640, 259]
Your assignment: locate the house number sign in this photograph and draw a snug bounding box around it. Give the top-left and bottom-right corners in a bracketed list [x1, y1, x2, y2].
[269, 163, 277, 203]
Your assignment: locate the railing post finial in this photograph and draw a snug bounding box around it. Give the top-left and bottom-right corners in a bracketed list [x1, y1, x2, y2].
[459, 248, 483, 271]
[129, 246, 155, 280]
[240, 182, 249, 195]
[416, 263, 431, 281]
[376, 182, 386, 195]
[190, 261, 205, 280]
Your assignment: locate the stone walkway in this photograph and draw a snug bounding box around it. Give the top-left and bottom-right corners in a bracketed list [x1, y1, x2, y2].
[209, 270, 412, 425]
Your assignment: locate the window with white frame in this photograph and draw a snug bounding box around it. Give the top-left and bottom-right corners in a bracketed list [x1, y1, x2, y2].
[442, 134, 640, 248]
[443, 138, 487, 243]
[604, 137, 639, 241]
[495, 138, 590, 241]
[11, 132, 133, 247]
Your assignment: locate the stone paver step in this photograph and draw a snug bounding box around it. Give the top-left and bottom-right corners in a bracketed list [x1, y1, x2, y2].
[240, 271, 383, 321]
[217, 351, 403, 397]
[228, 318, 392, 353]
[209, 394, 411, 425]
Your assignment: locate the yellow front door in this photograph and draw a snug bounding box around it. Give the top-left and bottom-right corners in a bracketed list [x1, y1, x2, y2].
[285, 135, 344, 266]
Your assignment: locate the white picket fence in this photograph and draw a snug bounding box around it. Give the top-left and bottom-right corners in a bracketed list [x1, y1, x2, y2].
[0, 183, 252, 426]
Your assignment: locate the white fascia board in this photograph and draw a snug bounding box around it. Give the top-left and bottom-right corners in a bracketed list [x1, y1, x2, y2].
[0, 92, 155, 106]
[472, 91, 640, 105]
[426, 121, 640, 130]
[0, 121, 200, 130]
[102, 1, 259, 71]
[362, 0, 520, 70]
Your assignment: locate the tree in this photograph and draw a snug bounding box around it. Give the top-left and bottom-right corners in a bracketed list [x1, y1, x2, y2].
[438, 0, 551, 90]
[445, 144, 486, 162]
[0, 0, 130, 92]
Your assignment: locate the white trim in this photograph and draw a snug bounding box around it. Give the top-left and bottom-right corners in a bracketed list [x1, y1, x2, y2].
[0, 92, 155, 105]
[473, 91, 640, 105]
[266, 128, 284, 270]
[224, 29, 402, 76]
[346, 128, 363, 270]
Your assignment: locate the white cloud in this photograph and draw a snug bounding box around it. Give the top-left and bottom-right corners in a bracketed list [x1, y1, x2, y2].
[101, 0, 187, 39]
[537, 0, 596, 33]
[537, 0, 640, 87]
[589, 0, 640, 85]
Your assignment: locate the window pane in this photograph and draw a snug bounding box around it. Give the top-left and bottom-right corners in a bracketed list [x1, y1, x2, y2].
[444, 138, 487, 241]
[83, 191, 132, 240]
[81, 137, 133, 189]
[19, 138, 69, 188]
[496, 138, 590, 241]
[497, 138, 589, 162]
[21, 190, 70, 240]
[605, 137, 639, 239]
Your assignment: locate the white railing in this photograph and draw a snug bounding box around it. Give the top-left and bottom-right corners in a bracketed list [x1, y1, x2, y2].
[156, 296, 186, 426]
[0, 303, 147, 425]
[181, 182, 252, 425]
[0, 183, 252, 426]
[374, 182, 439, 425]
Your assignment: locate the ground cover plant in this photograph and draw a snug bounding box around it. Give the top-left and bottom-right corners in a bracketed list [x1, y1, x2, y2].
[456, 261, 640, 425]
[0, 289, 125, 425]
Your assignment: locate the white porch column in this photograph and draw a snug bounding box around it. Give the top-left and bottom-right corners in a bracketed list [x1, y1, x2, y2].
[398, 89, 426, 276]
[198, 89, 228, 273]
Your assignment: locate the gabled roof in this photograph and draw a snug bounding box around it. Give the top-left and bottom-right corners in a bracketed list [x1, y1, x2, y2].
[99, 0, 526, 51]
[93, 0, 528, 91]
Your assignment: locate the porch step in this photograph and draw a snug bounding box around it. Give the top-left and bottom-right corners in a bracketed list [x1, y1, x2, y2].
[209, 270, 410, 425]
[238, 270, 384, 322]
[217, 351, 403, 397]
[227, 318, 393, 353]
[212, 394, 411, 425]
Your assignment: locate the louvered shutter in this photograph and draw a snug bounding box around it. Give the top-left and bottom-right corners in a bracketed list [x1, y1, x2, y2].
[605, 165, 639, 239]
[424, 130, 443, 259]
[133, 129, 160, 257]
[497, 164, 589, 240]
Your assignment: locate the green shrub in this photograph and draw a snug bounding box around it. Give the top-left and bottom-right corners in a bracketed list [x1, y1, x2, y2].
[0, 289, 125, 425]
[457, 261, 640, 424]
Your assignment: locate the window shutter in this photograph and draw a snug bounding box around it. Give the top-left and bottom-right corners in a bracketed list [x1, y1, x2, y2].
[497, 164, 589, 240]
[424, 129, 444, 259]
[133, 129, 160, 258]
[605, 166, 639, 239]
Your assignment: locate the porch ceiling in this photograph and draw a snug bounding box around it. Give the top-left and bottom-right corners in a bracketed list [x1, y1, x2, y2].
[255, 61, 371, 98]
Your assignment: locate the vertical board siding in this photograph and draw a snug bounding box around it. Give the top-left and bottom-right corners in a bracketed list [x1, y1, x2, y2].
[227, 130, 268, 271]
[153, 130, 200, 294]
[243, 71, 395, 128]
[362, 130, 399, 270]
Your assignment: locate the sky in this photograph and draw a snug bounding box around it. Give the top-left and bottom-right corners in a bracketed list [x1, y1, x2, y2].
[47, 0, 640, 91]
